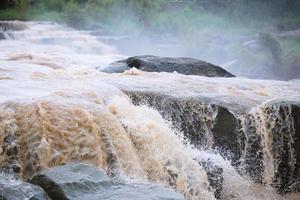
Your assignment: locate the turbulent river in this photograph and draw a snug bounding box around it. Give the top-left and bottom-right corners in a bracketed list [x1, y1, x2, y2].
[0, 21, 300, 200]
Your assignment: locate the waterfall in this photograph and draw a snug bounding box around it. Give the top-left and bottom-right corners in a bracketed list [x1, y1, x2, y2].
[0, 96, 217, 200]
[0, 21, 299, 200]
[241, 104, 297, 193]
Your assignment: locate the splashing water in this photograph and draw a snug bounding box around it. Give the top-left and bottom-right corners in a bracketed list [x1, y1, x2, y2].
[0, 94, 215, 199]
[246, 104, 296, 190]
[0, 21, 299, 200]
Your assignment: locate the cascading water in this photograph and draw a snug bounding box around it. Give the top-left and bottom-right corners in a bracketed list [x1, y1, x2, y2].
[241, 104, 297, 192]
[127, 92, 218, 148]
[0, 21, 300, 200]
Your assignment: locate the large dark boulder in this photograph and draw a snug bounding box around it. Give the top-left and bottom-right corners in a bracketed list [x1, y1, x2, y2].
[99, 55, 235, 77]
[29, 163, 184, 200]
[0, 173, 50, 200]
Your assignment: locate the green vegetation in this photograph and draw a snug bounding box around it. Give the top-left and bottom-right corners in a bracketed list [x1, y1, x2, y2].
[0, 8, 26, 20]
[0, 0, 299, 32]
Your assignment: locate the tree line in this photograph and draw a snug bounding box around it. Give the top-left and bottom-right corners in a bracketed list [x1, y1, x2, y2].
[0, 0, 300, 31]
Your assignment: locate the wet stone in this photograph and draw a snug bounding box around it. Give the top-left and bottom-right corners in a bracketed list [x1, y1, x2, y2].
[99, 55, 235, 77]
[0, 173, 50, 200]
[29, 163, 184, 200]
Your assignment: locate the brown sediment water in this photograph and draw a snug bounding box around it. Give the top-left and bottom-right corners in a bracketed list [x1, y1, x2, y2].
[0, 21, 299, 200]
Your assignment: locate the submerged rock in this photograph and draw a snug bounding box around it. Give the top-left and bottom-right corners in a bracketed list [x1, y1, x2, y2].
[0, 173, 50, 200]
[100, 55, 235, 77]
[29, 163, 184, 200]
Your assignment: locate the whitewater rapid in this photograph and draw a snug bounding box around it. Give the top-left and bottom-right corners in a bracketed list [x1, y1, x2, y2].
[0, 21, 300, 200]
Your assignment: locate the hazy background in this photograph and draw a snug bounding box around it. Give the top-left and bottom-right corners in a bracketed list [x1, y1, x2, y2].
[1, 0, 300, 80]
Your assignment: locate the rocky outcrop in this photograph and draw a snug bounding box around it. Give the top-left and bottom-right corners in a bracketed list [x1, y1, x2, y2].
[100, 55, 235, 77]
[267, 103, 300, 193]
[126, 91, 300, 194]
[29, 163, 184, 200]
[0, 173, 50, 200]
[127, 92, 243, 163]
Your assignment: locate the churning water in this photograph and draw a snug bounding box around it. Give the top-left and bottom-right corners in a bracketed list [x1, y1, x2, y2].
[0, 21, 300, 200]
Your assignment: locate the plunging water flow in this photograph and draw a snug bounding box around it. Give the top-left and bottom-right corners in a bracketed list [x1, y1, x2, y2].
[0, 21, 300, 200]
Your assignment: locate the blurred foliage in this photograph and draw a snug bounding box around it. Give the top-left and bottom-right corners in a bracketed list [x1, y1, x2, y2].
[0, 0, 300, 74]
[0, 0, 299, 32]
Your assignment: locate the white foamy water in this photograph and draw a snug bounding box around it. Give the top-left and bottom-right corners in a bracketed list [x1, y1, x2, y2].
[0, 21, 299, 200]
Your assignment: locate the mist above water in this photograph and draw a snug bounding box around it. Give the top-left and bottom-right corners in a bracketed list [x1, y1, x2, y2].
[0, 21, 299, 199]
[48, 0, 298, 81]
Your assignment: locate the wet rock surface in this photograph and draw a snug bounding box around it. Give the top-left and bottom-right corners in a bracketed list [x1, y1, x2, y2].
[29, 163, 184, 200]
[100, 55, 235, 77]
[240, 102, 300, 193]
[127, 91, 242, 161]
[0, 173, 50, 200]
[0, 32, 6, 40]
[291, 104, 300, 192]
[270, 103, 300, 193]
[127, 91, 300, 195]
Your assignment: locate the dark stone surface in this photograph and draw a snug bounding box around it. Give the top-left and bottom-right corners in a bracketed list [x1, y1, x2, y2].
[270, 103, 300, 193]
[291, 105, 300, 192]
[99, 55, 235, 77]
[127, 91, 241, 161]
[29, 163, 184, 200]
[211, 106, 244, 164]
[0, 173, 50, 200]
[238, 114, 264, 184]
[126, 91, 300, 195]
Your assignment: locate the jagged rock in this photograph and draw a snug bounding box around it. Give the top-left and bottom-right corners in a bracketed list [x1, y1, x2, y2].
[29, 163, 184, 200]
[99, 55, 235, 77]
[0, 173, 50, 200]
